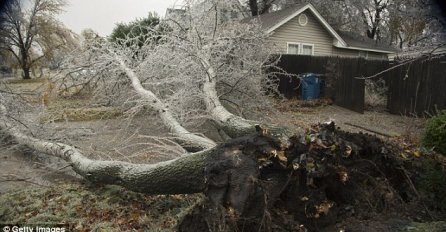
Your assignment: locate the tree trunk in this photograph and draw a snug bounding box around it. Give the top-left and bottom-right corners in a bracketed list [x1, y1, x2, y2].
[0, 112, 210, 194]
[248, 0, 259, 16]
[0, 107, 281, 215]
[22, 66, 31, 79]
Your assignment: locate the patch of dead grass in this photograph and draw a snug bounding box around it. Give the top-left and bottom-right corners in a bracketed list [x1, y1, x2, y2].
[0, 183, 203, 231]
[40, 99, 123, 122]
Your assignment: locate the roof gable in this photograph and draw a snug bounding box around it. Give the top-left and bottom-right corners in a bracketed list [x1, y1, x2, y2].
[243, 3, 396, 54]
[244, 3, 347, 47]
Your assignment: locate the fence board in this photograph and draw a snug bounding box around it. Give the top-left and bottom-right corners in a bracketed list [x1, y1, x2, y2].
[386, 56, 446, 115]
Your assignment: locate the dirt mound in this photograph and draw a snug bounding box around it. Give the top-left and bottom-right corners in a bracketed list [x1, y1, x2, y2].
[179, 123, 445, 231]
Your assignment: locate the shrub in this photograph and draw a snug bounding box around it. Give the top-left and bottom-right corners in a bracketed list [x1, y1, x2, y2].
[418, 159, 446, 210]
[422, 111, 446, 155]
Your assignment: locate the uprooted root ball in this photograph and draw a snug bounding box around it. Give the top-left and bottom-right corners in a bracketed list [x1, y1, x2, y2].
[180, 122, 444, 232]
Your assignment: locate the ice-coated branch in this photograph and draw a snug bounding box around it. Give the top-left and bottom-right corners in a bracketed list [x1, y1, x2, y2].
[112, 52, 216, 151]
[0, 102, 211, 194]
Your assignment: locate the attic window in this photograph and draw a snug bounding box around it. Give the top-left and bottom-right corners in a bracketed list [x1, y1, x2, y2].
[298, 14, 308, 26]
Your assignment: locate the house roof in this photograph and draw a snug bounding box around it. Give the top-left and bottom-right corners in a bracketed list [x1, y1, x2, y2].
[336, 31, 398, 53]
[242, 3, 397, 54]
[241, 3, 307, 32]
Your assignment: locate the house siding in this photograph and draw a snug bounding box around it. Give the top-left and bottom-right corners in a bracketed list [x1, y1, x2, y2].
[267, 9, 333, 56]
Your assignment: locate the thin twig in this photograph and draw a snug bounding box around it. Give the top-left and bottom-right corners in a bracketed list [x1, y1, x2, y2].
[344, 122, 393, 137]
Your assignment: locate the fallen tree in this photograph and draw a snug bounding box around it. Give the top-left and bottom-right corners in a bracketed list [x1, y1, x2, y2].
[2, 100, 442, 231]
[1, 1, 444, 231]
[56, 0, 287, 143]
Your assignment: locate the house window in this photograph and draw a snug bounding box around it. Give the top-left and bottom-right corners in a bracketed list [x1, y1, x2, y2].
[287, 43, 315, 55]
[301, 44, 314, 55]
[287, 43, 300, 54]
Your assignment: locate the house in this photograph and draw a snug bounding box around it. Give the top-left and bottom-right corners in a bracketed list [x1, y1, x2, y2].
[164, 2, 396, 60]
[242, 3, 397, 60]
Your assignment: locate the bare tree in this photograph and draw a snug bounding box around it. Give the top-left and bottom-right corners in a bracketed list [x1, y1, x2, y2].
[0, 0, 75, 79]
[246, 0, 279, 16]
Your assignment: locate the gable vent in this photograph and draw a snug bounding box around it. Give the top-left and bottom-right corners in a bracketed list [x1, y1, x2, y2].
[298, 14, 308, 26]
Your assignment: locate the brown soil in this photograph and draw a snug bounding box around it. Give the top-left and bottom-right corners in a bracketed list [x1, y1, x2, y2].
[179, 123, 445, 232]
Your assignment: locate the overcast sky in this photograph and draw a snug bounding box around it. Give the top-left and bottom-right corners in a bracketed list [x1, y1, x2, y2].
[58, 0, 184, 36]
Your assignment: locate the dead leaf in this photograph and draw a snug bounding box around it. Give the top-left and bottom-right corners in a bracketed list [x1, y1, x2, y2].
[343, 145, 352, 157]
[338, 171, 348, 184]
[275, 151, 288, 162]
[292, 162, 300, 170]
[400, 152, 408, 159]
[315, 201, 334, 215]
[413, 149, 421, 157]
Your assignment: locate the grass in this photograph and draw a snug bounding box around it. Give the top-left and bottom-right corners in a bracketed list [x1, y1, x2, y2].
[4, 78, 46, 84]
[0, 183, 203, 231]
[40, 99, 123, 122]
[1, 78, 45, 93]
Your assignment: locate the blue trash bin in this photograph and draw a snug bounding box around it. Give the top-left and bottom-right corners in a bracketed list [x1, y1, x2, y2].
[300, 73, 320, 100]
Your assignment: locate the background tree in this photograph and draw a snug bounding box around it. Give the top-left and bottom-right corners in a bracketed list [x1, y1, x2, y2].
[246, 0, 277, 16]
[0, 0, 72, 79]
[109, 12, 161, 48]
[388, 0, 429, 48]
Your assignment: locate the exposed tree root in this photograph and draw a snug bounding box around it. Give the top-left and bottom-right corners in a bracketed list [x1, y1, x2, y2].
[180, 123, 444, 231]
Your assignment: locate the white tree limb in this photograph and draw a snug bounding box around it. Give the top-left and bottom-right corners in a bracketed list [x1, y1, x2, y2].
[201, 61, 256, 138]
[0, 103, 211, 194]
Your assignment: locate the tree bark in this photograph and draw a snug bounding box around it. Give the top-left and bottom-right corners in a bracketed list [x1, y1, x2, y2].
[199, 57, 256, 138]
[22, 66, 31, 79]
[202, 77, 256, 138]
[200, 58, 292, 139]
[248, 0, 259, 16]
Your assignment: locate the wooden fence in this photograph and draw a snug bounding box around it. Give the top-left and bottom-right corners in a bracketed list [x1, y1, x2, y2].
[274, 55, 388, 113]
[385, 55, 446, 115]
[274, 54, 446, 115]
